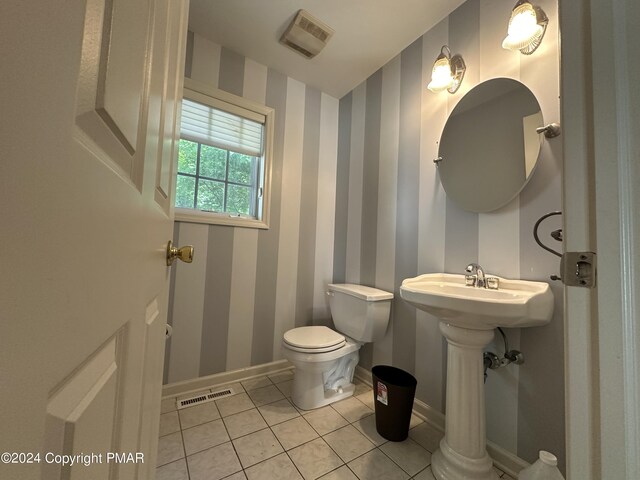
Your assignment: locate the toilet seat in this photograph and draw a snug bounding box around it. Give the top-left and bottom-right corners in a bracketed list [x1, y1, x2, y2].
[283, 326, 346, 354]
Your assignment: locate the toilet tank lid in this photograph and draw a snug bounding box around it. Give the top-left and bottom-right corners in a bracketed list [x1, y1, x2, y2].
[328, 283, 394, 301]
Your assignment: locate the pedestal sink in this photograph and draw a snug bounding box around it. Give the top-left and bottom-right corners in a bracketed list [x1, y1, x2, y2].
[400, 273, 553, 480]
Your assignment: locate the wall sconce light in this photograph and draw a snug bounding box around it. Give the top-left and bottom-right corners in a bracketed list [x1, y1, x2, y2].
[502, 0, 548, 55]
[427, 46, 466, 94]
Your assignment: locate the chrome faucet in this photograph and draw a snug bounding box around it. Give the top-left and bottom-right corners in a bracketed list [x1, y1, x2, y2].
[465, 263, 486, 288]
[465, 263, 500, 289]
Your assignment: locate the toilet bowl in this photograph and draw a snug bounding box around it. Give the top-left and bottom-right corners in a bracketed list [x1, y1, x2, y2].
[282, 283, 393, 410]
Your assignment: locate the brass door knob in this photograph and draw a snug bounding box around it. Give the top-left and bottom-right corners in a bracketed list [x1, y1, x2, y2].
[166, 240, 194, 266]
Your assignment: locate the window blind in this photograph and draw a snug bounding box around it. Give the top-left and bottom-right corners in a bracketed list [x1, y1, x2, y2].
[180, 98, 264, 157]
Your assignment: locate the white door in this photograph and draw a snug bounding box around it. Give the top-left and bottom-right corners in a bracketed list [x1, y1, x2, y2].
[561, 0, 640, 478]
[0, 1, 188, 479]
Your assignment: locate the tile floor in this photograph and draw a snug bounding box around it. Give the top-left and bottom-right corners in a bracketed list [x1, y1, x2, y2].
[156, 369, 515, 480]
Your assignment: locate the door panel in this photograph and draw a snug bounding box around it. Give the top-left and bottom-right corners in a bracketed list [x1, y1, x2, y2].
[76, 0, 149, 185]
[43, 336, 121, 480]
[146, 0, 189, 214]
[95, 0, 149, 154]
[136, 297, 166, 479]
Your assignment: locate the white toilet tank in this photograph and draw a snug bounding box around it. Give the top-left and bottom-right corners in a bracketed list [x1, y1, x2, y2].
[327, 284, 393, 342]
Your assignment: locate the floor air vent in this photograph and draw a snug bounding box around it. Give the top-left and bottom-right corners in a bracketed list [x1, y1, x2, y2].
[176, 387, 235, 409]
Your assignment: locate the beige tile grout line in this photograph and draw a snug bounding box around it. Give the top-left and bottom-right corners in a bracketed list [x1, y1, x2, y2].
[255, 389, 416, 479]
[161, 374, 440, 480]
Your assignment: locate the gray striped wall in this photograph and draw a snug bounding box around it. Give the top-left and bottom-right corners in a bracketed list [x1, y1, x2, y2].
[164, 33, 339, 382]
[333, 0, 565, 471]
[168, 0, 564, 471]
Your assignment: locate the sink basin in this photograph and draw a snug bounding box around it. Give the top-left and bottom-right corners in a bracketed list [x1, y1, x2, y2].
[400, 273, 553, 329]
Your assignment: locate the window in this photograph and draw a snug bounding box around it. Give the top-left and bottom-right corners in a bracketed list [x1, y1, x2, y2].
[174, 79, 274, 228]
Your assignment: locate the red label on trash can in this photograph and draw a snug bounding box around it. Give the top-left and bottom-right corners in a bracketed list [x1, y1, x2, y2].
[376, 381, 388, 405]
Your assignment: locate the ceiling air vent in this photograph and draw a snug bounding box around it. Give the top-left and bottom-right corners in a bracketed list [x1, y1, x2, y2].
[280, 10, 334, 59]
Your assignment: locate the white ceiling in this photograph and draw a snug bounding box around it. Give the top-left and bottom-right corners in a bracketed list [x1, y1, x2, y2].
[188, 0, 467, 99]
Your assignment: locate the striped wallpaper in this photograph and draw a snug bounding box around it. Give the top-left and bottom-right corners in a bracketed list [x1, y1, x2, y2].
[166, 0, 564, 472]
[333, 0, 565, 471]
[164, 33, 339, 382]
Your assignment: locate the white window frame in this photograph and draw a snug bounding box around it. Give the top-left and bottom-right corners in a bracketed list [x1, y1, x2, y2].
[174, 78, 274, 229]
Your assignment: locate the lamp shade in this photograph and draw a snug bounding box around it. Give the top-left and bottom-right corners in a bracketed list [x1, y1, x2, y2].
[427, 46, 465, 94]
[502, 1, 548, 54]
[427, 55, 454, 92]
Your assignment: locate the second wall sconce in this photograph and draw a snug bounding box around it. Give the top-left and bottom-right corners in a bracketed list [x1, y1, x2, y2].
[502, 0, 548, 55]
[427, 46, 466, 94]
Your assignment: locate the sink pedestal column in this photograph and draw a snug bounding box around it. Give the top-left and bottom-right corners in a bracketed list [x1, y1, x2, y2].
[431, 322, 499, 480]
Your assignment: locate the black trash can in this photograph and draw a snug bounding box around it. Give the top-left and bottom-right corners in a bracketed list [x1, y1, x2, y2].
[372, 365, 417, 442]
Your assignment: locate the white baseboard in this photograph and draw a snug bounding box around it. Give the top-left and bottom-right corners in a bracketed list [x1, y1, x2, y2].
[355, 366, 528, 478]
[162, 360, 293, 398]
[486, 441, 529, 478]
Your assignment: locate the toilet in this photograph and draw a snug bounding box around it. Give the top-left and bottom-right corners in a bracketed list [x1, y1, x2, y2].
[282, 283, 393, 410]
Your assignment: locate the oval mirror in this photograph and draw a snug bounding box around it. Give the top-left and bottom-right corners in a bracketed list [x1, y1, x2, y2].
[438, 78, 544, 212]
